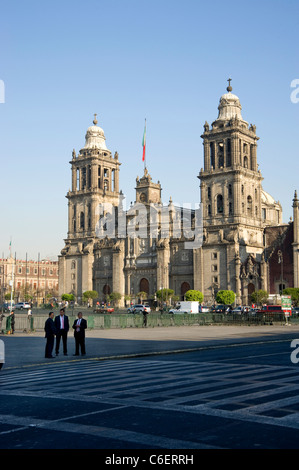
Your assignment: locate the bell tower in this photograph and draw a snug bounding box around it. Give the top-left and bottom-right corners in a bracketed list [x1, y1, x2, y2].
[200, 80, 262, 228]
[67, 114, 121, 241]
[197, 81, 265, 303]
[59, 115, 121, 299]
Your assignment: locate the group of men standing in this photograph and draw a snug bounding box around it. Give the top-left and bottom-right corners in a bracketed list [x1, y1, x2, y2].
[44, 309, 87, 359]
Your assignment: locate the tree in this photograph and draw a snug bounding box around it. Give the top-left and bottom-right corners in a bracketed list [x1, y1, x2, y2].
[61, 293, 75, 302]
[110, 292, 122, 307]
[251, 290, 268, 306]
[283, 288, 299, 306]
[137, 291, 148, 302]
[82, 290, 98, 306]
[156, 288, 174, 305]
[216, 290, 235, 305]
[184, 289, 204, 303]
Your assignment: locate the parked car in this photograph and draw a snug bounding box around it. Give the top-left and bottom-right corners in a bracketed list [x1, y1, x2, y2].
[232, 306, 243, 314]
[213, 304, 232, 313]
[127, 304, 151, 314]
[94, 306, 114, 313]
[0, 303, 14, 312]
[248, 308, 259, 316]
[292, 307, 299, 318]
[199, 305, 210, 313]
[14, 302, 31, 310]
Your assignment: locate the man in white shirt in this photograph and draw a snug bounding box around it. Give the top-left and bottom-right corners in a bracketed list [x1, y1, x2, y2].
[54, 308, 69, 356]
[72, 312, 87, 356]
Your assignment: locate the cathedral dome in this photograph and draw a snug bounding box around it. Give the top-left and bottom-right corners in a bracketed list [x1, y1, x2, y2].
[83, 114, 108, 150]
[217, 91, 243, 121]
[213, 79, 249, 124]
[261, 189, 276, 206]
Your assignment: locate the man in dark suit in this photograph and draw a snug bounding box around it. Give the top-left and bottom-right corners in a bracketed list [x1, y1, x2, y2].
[44, 312, 56, 358]
[72, 312, 87, 356]
[55, 308, 69, 356]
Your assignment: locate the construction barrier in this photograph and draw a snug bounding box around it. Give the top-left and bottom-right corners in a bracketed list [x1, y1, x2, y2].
[0, 310, 294, 332]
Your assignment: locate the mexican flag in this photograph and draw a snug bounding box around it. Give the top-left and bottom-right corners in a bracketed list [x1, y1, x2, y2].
[142, 120, 146, 162]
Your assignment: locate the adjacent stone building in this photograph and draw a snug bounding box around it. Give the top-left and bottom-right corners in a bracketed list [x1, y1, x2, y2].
[1, 257, 59, 304]
[59, 83, 298, 306]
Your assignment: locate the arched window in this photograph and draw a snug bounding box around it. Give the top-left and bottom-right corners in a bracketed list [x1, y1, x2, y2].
[217, 195, 223, 214]
[247, 196, 253, 216]
[226, 139, 231, 167]
[181, 282, 190, 298]
[210, 142, 215, 169]
[80, 212, 85, 230]
[218, 142, 224, 168]
[139, 278, 149, 295]
[103, 284, 111, 296]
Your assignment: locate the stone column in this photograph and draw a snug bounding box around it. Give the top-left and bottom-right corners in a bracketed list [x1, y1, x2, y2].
[235, 251, 242, 304]
[114, 167, 120, 193]
[251, 143, 258, 172]
[72, 165, 77, 192]
[91, 163, 97, 190]
[112, 241, 125, 306]
[204, 140, 210, 171]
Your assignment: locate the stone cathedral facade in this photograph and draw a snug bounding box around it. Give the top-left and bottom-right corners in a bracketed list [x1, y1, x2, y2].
[58, 84, 298, 306]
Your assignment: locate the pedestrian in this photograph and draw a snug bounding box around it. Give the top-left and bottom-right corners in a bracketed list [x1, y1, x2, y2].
[10, 310, 15, 334]
[54, 308, 69, 356]
[72, 312, 87, 356]
[44, 312, 56, 358]
[27, 307, 33, 333]
[0, 312, 4, 333]
[142, 308, 148, 327]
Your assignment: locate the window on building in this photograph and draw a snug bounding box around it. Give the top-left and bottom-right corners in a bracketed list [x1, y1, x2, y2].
[210, 142, 215, 169]
[98, 166, 101, 188]
[247, 196, 253, 216]
[226, 139, 231, 167]
[88, 165, 91, 189]
[262, 208, 266, 221]
[80, 212, 85, 230]
[217, 195, 223, 214]
[76, 168, 80, 190]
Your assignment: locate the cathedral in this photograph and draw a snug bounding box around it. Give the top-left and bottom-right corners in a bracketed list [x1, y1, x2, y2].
[58, 82, 299, 306]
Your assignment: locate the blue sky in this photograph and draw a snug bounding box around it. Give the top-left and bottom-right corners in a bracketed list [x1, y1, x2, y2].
[0, 0, 298, 260]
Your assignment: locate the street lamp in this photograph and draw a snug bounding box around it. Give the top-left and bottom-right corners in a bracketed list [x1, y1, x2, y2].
[278, 250, 284, 295]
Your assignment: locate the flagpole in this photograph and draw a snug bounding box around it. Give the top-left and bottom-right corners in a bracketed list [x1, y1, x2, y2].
[142, 118, 146, 171]
[144, 118, 146, 171]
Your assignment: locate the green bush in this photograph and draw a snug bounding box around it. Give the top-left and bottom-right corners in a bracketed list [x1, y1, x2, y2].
[216, 290, 235, 305]
[184, 290, 204, 303]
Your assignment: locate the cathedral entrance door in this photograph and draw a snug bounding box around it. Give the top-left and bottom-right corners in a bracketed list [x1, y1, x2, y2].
[139, 278, 149, 295]
[181, 282, 190, 300]
[247, 283, 255, 306]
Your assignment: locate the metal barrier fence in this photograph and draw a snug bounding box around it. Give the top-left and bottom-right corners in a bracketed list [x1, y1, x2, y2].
[0, 311, 294, 333]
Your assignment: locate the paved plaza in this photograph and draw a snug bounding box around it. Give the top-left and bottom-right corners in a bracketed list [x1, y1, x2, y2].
[2, 324, 299, 369]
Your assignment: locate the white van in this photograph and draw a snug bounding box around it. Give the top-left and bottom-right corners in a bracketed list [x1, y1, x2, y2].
[0, 340, 4, 370]
[169, 301, 199, 314]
